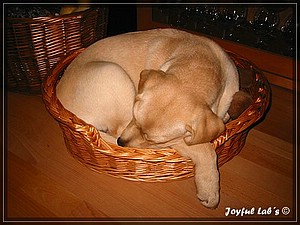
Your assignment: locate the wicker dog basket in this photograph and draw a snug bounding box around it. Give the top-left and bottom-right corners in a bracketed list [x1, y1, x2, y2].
[42, 49, 270, 182]
[6, 7, 108, 94]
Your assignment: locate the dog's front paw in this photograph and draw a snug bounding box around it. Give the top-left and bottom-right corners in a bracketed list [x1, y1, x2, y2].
[195, 168, 220, 209]
[197, 188, 219, 209]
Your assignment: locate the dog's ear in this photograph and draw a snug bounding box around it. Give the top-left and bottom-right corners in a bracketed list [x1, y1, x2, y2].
[184, 106, 225, 145]
[138, 70, 151, 93]
[138, 70, 166, 93]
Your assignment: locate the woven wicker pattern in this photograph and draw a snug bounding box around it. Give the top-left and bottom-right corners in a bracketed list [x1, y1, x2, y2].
[6, 7, 108, 94]
[42, 49, 271, 182]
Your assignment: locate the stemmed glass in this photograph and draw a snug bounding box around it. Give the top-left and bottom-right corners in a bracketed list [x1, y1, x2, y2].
[194, 5, 220, 35]
[252, 7, 279, 48]
[220, 7, 248, 41]
[178, 6, 198, 30]
[281, 14, 295, 56]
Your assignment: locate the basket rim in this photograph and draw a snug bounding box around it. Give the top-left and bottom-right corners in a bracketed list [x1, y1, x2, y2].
[212, 50, 271, 148]
[42, 48, 271, 162]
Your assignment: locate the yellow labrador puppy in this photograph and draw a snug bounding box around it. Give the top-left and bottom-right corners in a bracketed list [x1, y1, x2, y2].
[116, 29, 239, 208]
[56, 61, 136, 139]
[57, 28, 239, 208]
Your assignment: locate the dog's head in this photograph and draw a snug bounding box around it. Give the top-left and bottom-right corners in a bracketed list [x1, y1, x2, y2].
[117, 69, 225, 148]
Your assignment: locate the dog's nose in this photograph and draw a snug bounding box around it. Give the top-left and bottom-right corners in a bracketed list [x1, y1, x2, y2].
[117, 137, 125, 147]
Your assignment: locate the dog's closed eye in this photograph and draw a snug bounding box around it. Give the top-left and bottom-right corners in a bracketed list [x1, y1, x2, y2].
[143, 133, 151, 141]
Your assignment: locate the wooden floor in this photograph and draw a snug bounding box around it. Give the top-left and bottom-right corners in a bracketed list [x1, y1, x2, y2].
[5, 85, 295, 222]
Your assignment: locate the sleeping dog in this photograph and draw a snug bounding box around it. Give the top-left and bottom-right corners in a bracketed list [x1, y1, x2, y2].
[57, 29, 239, 208]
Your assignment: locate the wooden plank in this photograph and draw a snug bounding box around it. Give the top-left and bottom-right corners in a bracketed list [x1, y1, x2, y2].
[263, 71, 293, 90]
[211, 37, 294, 80]
[6, 89, 294, 219]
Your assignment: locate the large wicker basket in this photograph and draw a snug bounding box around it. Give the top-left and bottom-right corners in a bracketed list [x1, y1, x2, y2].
[42, 49, 270, 182]
[6, 7, 108, 94]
